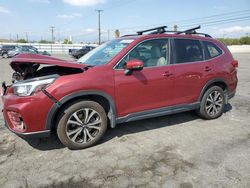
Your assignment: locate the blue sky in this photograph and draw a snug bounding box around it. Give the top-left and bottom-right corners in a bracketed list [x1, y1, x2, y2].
[0, 0, 249, 42]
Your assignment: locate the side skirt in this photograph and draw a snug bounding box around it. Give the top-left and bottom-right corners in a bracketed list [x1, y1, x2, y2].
[116, 102, 200, 124]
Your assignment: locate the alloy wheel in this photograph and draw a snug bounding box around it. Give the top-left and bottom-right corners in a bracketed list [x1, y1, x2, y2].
[66, 108, 102, 144]
[205, 91, 223, 116]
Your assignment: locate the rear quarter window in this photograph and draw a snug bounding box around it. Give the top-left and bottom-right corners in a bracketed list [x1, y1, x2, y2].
[204, 41, 223, 59]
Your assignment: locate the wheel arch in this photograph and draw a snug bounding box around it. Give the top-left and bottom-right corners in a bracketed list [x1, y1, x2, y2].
[45, 90, 117, 131]
[199, 78, 229, 101]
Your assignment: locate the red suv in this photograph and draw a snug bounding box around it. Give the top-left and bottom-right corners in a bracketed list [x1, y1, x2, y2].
[1, 26, 238, 149]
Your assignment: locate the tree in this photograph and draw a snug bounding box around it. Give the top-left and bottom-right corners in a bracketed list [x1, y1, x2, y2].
[63, 39, 72, 44]
[39, 40, 52, 44]
[17, 39, 27, 43]
[115, 29, 120, 38]
[173, 25, 178, 32]
[217, 36, 250, 45]
[239, 36, 250, 45]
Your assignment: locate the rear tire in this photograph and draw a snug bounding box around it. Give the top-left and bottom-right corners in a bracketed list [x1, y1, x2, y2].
[197, 86, 225, 120]
[57, 101, 107, 150]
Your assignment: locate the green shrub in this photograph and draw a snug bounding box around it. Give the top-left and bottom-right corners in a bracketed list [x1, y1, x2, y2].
[217, 37, 250, 45]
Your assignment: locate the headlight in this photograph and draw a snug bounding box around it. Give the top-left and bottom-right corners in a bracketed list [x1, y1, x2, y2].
[13, 75, 58, 96]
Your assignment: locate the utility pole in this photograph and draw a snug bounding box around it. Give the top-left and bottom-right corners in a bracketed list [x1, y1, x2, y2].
[26, 32, 29, 43]
[50, 26, 55, 43]
[95, 10, 103, 45]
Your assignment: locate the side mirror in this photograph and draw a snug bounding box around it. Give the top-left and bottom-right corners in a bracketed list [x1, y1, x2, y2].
[124, 59, 144, 75]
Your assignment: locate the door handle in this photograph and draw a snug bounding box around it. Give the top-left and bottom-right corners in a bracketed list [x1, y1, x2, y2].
[204, 66, 212, 72]
[162, 72, 173, 77]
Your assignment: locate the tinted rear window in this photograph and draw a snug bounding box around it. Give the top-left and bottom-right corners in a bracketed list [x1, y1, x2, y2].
[174, 39, 204, 64]
[204, 41, 223, 59]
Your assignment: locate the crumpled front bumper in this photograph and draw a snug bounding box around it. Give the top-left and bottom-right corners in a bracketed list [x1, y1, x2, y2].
[3, 115, 51, 138]
[1, 83, 53, 138]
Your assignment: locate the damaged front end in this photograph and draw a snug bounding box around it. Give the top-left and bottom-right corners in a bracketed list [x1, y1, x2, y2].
[1, 54, 86, 135]
[10, 54, 84, 83]
[2, 54, 85, 97]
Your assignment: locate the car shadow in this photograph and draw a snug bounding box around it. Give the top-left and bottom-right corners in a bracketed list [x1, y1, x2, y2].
[23, 134, 65, 150]
[22, 103, 233, 151]
[102, 103, 232, 144]
[101, 111, 200, 144]
[224, 103, 232, 112]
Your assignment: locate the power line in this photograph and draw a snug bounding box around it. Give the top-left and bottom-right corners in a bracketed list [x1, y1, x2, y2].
[169, 9, 250, 25]
[110, 9, 250, 32]
[179, 16, 250, 28]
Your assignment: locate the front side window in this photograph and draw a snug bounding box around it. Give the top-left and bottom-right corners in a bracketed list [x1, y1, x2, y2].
[174, 39, 204, 64]
[116, 39, 169, 69]
[77, 39, 134, 66]
[204, 41, 222, 59]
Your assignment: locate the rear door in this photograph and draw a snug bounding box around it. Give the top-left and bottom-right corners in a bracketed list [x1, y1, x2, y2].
[114, 38, 175, 117]
[171, 38, 214, 105]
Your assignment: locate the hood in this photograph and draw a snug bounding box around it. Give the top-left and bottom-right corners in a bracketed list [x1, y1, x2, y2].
[10, 53, 85, 72]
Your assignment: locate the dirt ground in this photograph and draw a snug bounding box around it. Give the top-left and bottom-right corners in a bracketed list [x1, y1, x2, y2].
[0, 53, 249, 188]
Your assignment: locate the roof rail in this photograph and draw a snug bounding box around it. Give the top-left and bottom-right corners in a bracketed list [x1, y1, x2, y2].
[193, 32, 212, 38]
[137, 26, 167, 35]
[121, 34, 139, 37]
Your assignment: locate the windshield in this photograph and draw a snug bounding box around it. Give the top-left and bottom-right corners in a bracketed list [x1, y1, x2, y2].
[77, 39, 134, 66]
[15, 46, 22, 51]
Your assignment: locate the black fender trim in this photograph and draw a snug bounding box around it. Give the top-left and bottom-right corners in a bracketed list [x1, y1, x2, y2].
[45, 90, 117, 130]
[116, 102, 200, 123]
[198, 78, 229, 101]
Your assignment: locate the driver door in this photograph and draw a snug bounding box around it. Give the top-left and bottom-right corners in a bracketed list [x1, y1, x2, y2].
[114, 38, 175, 117]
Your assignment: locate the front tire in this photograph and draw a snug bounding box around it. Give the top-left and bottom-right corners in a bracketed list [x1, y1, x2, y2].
[197, 86, 225, 119]
[57, 101, 107, 150]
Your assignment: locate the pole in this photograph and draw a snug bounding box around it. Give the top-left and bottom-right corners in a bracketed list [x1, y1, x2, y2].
[26, 32, 29, 43]
[95, 10, 103, 45]
[50, 26, 55, 43]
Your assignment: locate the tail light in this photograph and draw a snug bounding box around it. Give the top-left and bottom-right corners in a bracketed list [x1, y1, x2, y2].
[232, 60, 239, 68]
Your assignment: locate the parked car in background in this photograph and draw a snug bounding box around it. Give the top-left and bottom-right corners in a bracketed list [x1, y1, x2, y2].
[71, 46, 95, 58]
[7, 46, 50, 58]
[21, 45, 50, 56]
[21, 45, 38, 51]
[68, 48, 77, 55]
[1, 26, 238, 150]
[0, 45, 18, 58]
